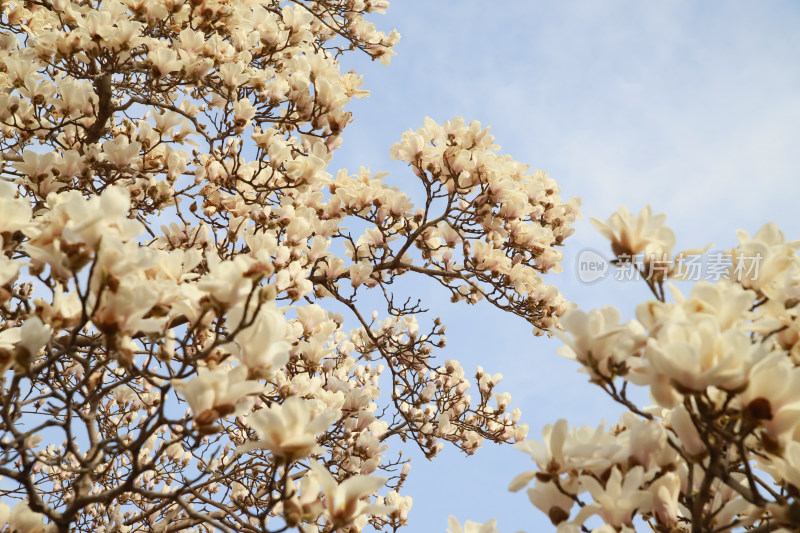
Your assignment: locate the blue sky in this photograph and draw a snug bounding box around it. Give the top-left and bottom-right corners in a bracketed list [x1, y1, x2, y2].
[329, 2, 800, 531]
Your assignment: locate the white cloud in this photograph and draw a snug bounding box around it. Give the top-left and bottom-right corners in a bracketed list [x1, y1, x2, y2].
[330, 2, 800, 531]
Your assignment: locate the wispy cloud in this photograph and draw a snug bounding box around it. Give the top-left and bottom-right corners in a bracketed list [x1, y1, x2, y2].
[329, 2, 800, 531]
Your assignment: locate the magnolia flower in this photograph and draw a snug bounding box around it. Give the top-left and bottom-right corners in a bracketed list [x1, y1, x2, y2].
[650, 472, 681, 525]
[0, 250, 21, 287]
[42, 187, 141, 250]
[233, 98, 256, 125]
[446, 516, 501, 533]
[551, 307, 643, 375]
[389, 131, 425, 162]
[728, 222, 800, 292]
[2, 57, 41, 84]
[7, 500, 53, 533]
[17, 316, 51, 358]
[153, 109, 184, 133]
[309, 461, 390, 529]
[0, 181, 33, 235]
[739, 353, 800, 447]
[645, 318, 768, 394]
[384, 490, 413, 522]
[108, 20, 144, 50]
[710, 476, 759, 529]
[171, 366, 264, 428]
[575, 466, 652, 528]
[553, 307, 644, 380]
[285, 216, 313, 244]
[196, 255, 254, 309]
[54, 78, 98, 117]
[526, 479, 575, 526]
[178, 27, 205, 53]
[239, 396, 340, 460]
[102, 137, 142, 167]
[227, 302, 290, 375]
[219, 62, 250, 88]
[514, 418, 627, 487]
[92, 282, 165, 336]
[628, 418, 677, 471]
[349, 261, 374, 287]
[13, 151, 56, 183]
[678, 280, 756, 330]
[148, 47, 182, 77]
[513, 419, 569, 478]
[591, 205, 675, 258]
[295, 304, 328, 332]
[0, 330, 19, 374]
[280, 474, 324, 526]
[0, 316, 51, 372]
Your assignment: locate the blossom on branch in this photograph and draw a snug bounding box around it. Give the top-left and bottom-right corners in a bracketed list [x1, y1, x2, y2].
[507, 208, 800, 532]
[0, 0, 568, 530]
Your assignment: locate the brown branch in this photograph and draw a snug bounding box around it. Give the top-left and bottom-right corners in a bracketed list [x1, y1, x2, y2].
[84, 73, 113, 145]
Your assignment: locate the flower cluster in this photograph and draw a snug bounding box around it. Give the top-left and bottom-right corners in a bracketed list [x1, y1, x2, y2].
[504, 207, 800, 532]
[0, 1, 576, 531]
[390, 117, 581, 331]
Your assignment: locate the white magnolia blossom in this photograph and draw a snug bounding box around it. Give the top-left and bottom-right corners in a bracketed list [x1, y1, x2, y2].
[575, 466, 652, 528]
[446, 516, 501, 533]
[505, 215, 800, 532]
[1, 1, 574, 530]
[5, 500, 53, 533]
[738, 353, 800, 447]
[730, 223, 800, 292]
[239, 396, 341, 460]
[525, 479, 575, 526]
[171, 365, 264, 427]
[226, 301, 291, 376]
[553, 306, 645, 381]
[591, 205, 675, 258]
[309, 460, 392, 529]
[13, 0, 798, 531]
[644, 316, 768, 395]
